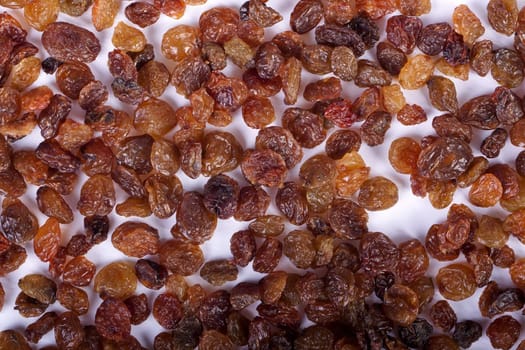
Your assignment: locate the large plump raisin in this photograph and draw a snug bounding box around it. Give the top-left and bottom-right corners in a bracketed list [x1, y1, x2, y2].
[42, 22, 100, 62]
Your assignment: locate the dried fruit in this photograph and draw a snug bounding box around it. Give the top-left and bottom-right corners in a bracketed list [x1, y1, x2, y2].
[487, 0, 519, 36]
[42, 22, 100, 62]
[436, 263, 476, 301]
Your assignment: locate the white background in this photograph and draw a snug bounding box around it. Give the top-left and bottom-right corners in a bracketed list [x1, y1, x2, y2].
[1, 0, 525, 348]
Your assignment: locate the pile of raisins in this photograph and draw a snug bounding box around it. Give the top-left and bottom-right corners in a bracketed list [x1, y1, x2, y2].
[1, 0, 525, 349]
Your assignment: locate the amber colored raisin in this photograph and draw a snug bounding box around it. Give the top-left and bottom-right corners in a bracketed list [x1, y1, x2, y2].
[397, 104, 427, 125]
[230, 282, 260, 311]
[399, 54, 435, 90]
[14, 291, 48, 318]
[382, 284, 419, 327]
[94, 261, 137, 299]
[61, 256, 95, 287]
[282, 230, 314, 269]
[56, 283, 89, 315]
[427, 75, 458, 114]
[487, 0, 519, 36]
[241, 96, 275, 129]
[91, 0, 119, 31]
[154, 0, 185, 18]
[300, 44, 333, 75]
[229, 230, 256, 267]
[468, 173, 503, 207]
[111, 221, 159, 258]
[357, 176, 398, 211]
[436, 263, 476, 301]
[492, 48, 524, 88]
[42, 22, 100, 62]
[491, 245, 515, 268]
[200, 260, 238, 286]
[199, 7, 238, 44]
[234, 185, 270, 221]
[453, 4, 485, 45]
[471, 40, 494, 76]
[159, 240, 204, 276]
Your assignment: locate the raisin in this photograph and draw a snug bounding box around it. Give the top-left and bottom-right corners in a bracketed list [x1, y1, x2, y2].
[290, 0, 323, 34]
[469, 173, 503, 207]
[91, 0, 119, 31]
[443, 30, 470, 66]
[358, 176, 398, 211]
[300, 44, 333, 75]
[387, 15, 423, 54]
[295, 326, 334, 350]
[56, 283, 89, 315]
[241, 96, 275, 129]
[491, 245, 515, 268]
[399, 54, 435, 90]
[54, 312, 84, 349]
[315, 24, 366, 57]
[429, 300, 456, 331]
[24, 311, 57, 344]
[95, 297, 131, 341]
[153, 293, 183, 330]
[417, 137, 473, 181]
[492, 48, 524, 88]
[174, 191, 217, 243]
[493, 86, 524, 125]
[199, 330, 234, 349]
[355, 59, 392, 87]
[200, 260, 238, 286]
[94, 261, 137, 299]
[360, 231, 399, 276]
[398, 318, 433, 348]
[376, 41, 407, 76]
[436, 263, 476, 301]
[159, 240, 204, 276]
[241, 149, 287, 187]
[253, 237, 282, 273]
[126, 2, 160, 28]
[199, 7, 239, 44]
[471, 40, 494, 76]
[427, 75, 458, 114]
[42, 22, 100, 62]
[486, 315, 521, 350]
[360, 110, 392, 146]
[198, 289, 231, 331]
[487, 0, 519, 36]
[1, 197, 38, 244]
[18, 274, 56, 305]
[234, 185, 270, 221]
[453, 4, 485, 45]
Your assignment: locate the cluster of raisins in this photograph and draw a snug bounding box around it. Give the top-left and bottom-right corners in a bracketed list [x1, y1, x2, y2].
[1, 0, 525, 349]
